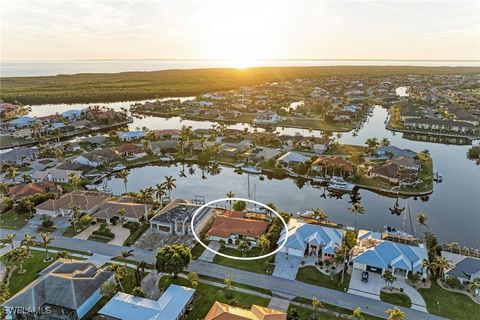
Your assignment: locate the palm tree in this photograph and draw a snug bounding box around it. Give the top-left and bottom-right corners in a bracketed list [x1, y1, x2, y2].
[4, 233, 16, 250]
[70, 206, 82, 232]
[53, 147, 64, 160]
[226, 191, 235, 209]
[68, 173, 81, 190]
[311, 297, 323, 317]
[432, 256, 454, 278]
[117, 249, 134, 267]
[312, 208, 328, 222]
[348, 202, 365, 231]
[380, 137, 391, 147]
[155, 183, 167, 203]
[258, 235, 270, 254]
[5, 166, 17, 182]
[40, 233, 54, 261]
[416, 213, 428, 235]
[385, 307, 405, 320]
[0, 181, 10, 196]
[116, 170, 129, 194]
[352, 307, 365, 320]
[163, 176, 176, 199]
[137, 187, 154, 220]
[109, 264, 126, 291]
[15, 247, 29, 274]
[21, 234, 35, 257]
[56, 250, 70, 259]
[117, 208, 126, 222]
[23, 199, 34, 216]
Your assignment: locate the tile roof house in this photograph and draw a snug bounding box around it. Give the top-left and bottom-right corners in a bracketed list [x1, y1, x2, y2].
[112, 144, 147, 159]
[9, 181, 61, 200]
[31, 167, 83, 183]
[35, 190, 109, 217]
[207, 212, 269, 246]
[277, 218, 344, 260]
[72, 149, 116, 167]
[93, 200, 152, 223]
[311, 156, 354, 176]
[98, 284, 195, 320]
[276, 151, 310, 167]
[117, 130, 145, 141]
[368, 163, 400, 184]
[2, 259, 112, 320]
[297, 137, 331, 154]
[351, 230, 428, 279]
[205, 301, 286, 320]
[386, 156, 421, 171]
[0, 147, 38, 165]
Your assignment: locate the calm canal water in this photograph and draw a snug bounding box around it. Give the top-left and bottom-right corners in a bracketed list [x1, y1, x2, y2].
[25, 103, 480, 247]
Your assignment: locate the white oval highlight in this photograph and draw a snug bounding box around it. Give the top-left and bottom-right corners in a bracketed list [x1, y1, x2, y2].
[191, 197, 289, 261]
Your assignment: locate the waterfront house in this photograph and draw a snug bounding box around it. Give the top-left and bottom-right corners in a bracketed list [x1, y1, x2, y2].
[376, 146, 416, 159]
[0, 146, 38, 165]
[153, 129, 181, 140]
[442, 251, 480, 287]
[98, 285, 195, 320]
[219, 142, 251, 158]
[207, 211, 269, 246]
[61, 109, 86, 121]
[205, 301, 286, 320]
[245, 147, 281, 162]
[112, 144, 147, 159]
[2, 259, 112, 320]
[253, 111, 282, 125]
[386, 156, 421, 171]
[37, 114, 62, 125]
[151, 140, 179, 154]
[150, 199, 212, 236]
[72, 149, 116, 167]
[31, 167, 83, 183]
[8, 115, 36, 129]
[9, 181, 61, 200]
[117, 130, 146, 141]
[351, 230, 428, 279]
[297, 137, 331, 154]
[399, 102, 419, 121]
[35, 190, 109, 217]
[277, 218, 343, 260]
[276, 151, 310, 167]
[93, 199, 152, 223]
[311, 156, 354, 177]
[81, 135, 107, 147]
[367, 163, 400, 183]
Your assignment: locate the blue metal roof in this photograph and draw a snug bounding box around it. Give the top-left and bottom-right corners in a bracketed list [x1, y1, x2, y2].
[279, 223, 343, 254]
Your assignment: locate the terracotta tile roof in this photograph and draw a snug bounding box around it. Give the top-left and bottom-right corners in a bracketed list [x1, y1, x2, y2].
[205, 301, 286, 320]
[312, 156, 353, 172]
[223, 210, 246, 218]
[10, 181, 60, 200]
[112, 143, 145, 155]
[93, 200, 152, 221]
[35, 190, 109, 212]
[207, 215, 268, 238]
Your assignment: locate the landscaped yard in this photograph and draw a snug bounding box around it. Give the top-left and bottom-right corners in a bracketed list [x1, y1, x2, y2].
[287, 304, 343, 320]
[0, 251, 57, 295]
[191, 241, 209, 260]
[123, 222, 149, 246]
[0, 209, 29, 230]
[418, 281, 480, 320]
[380, 290, 412, 308]
[292, 297, 384, 320]
[159, 275, 270, 320]
[295, 266, 350, 291]
[213, 247, 275, 274]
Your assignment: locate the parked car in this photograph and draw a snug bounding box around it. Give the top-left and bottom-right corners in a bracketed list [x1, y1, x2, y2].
[361, 271, 369, 282]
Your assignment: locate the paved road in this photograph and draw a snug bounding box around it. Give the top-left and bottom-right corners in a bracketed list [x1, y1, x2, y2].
[0, 228, 444, 320]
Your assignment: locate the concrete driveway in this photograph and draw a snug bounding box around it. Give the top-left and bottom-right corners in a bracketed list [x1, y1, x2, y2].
[272, 252, 302, 280]
[198, 242, 220, 262]
[74, 224, 99, 240]
[348, 268, 383, 300]
[108, 224, 130, 246]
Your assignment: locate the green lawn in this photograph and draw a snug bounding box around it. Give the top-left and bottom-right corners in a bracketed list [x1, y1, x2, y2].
[287, 304, 341, 320]
[62, 224, 88, 237]
[0, 251, 57, 295]
[213, 247, 275, 274]
[159, 275, 270, 320]
[295, 266, 350, 291]
[418, 281, 480, 320]
[292, 297, 383, 320]
[0, 209, 29, 230]
[380, 290, 412, 308]
[324, 144, 367, 155]
[0, 135, 30, 148]
[88, 234, 113, 243]
[191, 241, 209, 260]
[123, 223, 149, 246]
[197, 274, 272, 296]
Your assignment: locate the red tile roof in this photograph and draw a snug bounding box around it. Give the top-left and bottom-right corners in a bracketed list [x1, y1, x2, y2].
[207, 216, 268, 238]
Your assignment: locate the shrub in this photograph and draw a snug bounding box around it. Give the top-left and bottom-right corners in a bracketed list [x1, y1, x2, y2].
[92, 223, 114, 238]
[408, 273, 421, 283]
[445, 275, 462, 288]
[41, 216, 54, 228]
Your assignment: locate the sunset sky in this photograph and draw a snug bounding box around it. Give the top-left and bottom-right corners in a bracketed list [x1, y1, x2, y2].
[1, 0, 479, 63]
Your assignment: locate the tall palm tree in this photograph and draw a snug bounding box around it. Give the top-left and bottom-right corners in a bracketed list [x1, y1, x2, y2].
[163, 176, 176, 199]
[22, 199, 34, 216]
[0, 181, 10, 196]
[109, 264, 126, 291]
[4, 233, 16, 250]
[15, 247, 29, 274]
[155, 183, 167, 203]
[70, 206, 82, 232]
[258, 235, 270, 254]
[348, 202, 365, 231]
[116, 170, 129, 194]
[5, 166, 17, 182]
[21, 234, 36, 257]
[40, 233, 54, 261]
[385, 307, 405, 320]
[137, 188, 154, 220]
[432, 256, 454, 278]
[226, 191, 235, 210]
[68, 173, 81, 190]
[416, 213, 428, 236]
[117, 249, 134, 267]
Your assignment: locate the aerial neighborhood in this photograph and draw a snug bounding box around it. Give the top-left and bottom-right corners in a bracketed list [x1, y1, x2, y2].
[0, 72, 479, 320]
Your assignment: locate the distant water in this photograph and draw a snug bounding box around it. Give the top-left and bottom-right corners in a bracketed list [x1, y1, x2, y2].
[1, 59, 479, 77]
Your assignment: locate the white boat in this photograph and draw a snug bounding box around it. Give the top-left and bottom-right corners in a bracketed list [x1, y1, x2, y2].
[296, 210, 314, 217]
[241, 166, 262, 174]
[112, 164, 127, 171]
[327, 176, 355, 192]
